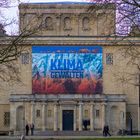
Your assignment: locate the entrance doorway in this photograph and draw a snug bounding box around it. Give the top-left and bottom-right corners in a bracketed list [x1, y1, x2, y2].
[62, 110, 74, 130]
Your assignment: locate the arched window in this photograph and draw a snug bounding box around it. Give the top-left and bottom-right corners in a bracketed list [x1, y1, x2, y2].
[82, 17, 90, 30]
[64, 17, 71, 30]
[45, 17, 53, 30]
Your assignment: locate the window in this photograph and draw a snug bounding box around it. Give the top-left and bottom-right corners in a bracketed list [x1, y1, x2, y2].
[82, 17, 90, 30]
[95, 110, 100, 118]
[106, 53, 113, 65]
[84, 110, 89, 118]
[45, 17, 53, 30]
[21, 52, 29, 64]
[4, 112, 10, 127]
[48, 110, 52, 117]
[36, 110, 41, 117]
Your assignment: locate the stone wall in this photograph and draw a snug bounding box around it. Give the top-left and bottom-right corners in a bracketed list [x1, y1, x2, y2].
[19, 3, 115, 36]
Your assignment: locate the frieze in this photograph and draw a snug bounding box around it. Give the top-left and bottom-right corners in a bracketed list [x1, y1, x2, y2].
[9, 94, 126, 102]
[1, 36, 140, 46]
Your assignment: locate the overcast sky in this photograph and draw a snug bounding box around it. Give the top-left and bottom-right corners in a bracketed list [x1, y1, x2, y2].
[2, 0, 89, 34]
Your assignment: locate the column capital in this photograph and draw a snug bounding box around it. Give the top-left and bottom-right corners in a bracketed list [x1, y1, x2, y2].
[90, 102, 95, 106]
[41, 102, 47, 106]
[101, 102, 107, 106]
[31, 101, 35, 105]
[53, 101, 59, 106]
[78, 101, 83, 106]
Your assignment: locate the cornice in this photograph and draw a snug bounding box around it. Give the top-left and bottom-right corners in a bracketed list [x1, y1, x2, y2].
[19, 3, 115, 10]
[0, 36, 140, 46]
[9, 94, 126, 102]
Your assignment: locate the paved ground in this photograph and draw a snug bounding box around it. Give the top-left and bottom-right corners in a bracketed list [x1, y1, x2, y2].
[35, 130, 102, 136]
[0, 135, 140, 140]
[0, 131, 138, 140]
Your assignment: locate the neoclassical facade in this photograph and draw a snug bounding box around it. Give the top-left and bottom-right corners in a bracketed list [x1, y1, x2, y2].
[0, 2, 139, 135]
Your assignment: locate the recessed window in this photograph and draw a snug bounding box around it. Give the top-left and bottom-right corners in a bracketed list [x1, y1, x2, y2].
[45, 17, 53, 30]
[106, 53, 113, 65]
[82, 17, 90, 30]
[95, 110, 100, 118]
[64, 17, 72, 30]
[36, 110, 41, 117]
[21, 52, 29, 64]
[4, 112, 10, 127]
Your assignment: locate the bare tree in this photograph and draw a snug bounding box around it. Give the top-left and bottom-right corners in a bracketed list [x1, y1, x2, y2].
[87, 3, 140, 129]
[0, 1, 43, 85]
[0, 0, 139, 85]
[0, 0, 11, 8]
[88, 0, 140, 36]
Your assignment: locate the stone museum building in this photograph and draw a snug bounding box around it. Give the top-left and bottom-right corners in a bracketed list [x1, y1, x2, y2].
[0, 2, 139, 135]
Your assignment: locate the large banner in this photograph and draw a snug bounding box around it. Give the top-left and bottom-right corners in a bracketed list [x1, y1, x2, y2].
[32, 46, 102, 94]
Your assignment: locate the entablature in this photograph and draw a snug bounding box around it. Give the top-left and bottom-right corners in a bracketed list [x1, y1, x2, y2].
[0, 36, 140, 46]
[9, 94, 126, 103]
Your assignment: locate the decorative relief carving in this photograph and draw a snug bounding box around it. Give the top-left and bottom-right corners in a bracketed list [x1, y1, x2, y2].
[21, 52, 29, 64]
[106, 53, 113, 65]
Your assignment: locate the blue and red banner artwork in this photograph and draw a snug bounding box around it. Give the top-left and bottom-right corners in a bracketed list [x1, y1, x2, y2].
[32, 46, 102, 94]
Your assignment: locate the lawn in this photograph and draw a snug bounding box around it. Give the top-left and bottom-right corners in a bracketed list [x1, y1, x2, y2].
[67, 138, 140, 140]
[52, 138, 140, 140]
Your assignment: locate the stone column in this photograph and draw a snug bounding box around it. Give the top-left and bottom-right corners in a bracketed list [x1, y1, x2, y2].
[74, 106, 77, 131]
[10, 103, 17, 131]
[42, 103, 47, 131]
[101, 103, 106, 130]
[54, 103, 58, 131]
[59, 105, 62, 131]
[31, 101, 35, 125]
[122, 103, 126, 130]
[79, 102, 83, 131]
[90, 103, 94, 131]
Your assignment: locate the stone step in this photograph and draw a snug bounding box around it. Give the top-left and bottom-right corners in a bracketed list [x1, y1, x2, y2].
[34, 130, 102, 136]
